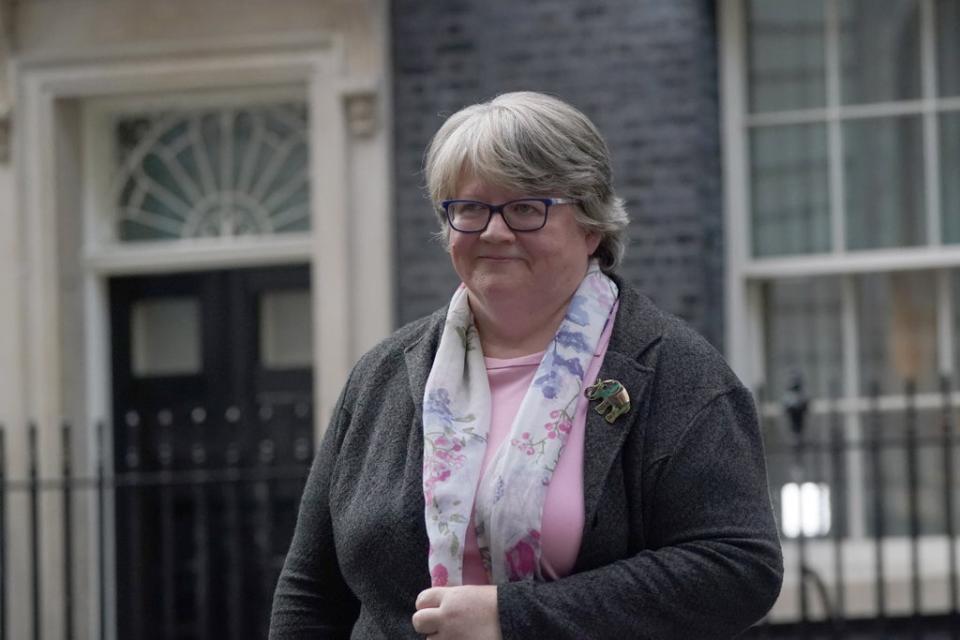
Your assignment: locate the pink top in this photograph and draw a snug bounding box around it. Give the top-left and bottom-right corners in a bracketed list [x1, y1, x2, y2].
[461, 301, 620, 583]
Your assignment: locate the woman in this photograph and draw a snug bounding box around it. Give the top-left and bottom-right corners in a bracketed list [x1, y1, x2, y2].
[269, 92, 783, 639]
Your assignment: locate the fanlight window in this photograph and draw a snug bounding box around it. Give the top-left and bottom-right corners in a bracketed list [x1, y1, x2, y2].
[113, 102, 310, 242]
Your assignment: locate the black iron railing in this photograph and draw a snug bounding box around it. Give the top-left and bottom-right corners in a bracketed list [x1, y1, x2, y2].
[748, 375, 960, 639]
[0, 407, 312, 640]
[4, 377, 960, 639]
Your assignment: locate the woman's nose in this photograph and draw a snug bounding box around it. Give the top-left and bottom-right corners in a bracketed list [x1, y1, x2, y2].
[480, 211, 515, 241]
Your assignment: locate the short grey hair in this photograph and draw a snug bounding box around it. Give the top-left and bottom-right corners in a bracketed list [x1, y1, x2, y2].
[424, 91, 629, 272]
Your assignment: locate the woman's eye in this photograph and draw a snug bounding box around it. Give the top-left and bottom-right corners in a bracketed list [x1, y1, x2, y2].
[509, 202, 542, 216]
[455, 203, 486, 215]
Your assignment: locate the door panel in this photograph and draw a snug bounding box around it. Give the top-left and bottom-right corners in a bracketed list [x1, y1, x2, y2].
[110, 265, 313, 640]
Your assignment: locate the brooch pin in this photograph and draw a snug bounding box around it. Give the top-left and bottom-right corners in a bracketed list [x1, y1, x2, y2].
[584, 378, 631, 424]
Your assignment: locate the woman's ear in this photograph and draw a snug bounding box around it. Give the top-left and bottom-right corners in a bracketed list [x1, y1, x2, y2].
[585, 229, 602, 256]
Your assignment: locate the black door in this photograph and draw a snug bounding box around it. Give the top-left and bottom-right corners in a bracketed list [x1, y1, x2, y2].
[109, 265, 313, 640]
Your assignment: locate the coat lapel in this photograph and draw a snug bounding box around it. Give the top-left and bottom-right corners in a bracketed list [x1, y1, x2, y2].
[403, 308, 446, 420]
[402, 310, 446, 525]
[576, 278, 664, 569]
[580, 350, 653, 530]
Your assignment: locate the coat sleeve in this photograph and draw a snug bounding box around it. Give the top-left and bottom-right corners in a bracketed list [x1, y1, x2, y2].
[496, 385, 784, 639]
[268, 385, 360, 639]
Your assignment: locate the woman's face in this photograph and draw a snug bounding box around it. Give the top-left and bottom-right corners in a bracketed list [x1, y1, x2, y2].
[448, 176, 601, 314]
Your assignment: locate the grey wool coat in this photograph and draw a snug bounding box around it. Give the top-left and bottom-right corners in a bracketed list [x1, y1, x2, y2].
[269, 277, 784, 639]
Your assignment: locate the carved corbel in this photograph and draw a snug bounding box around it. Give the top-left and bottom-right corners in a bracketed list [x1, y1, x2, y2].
[344, 90, 378, 138]
[0, 0, 12, 164]
[0, 0, 11, 50]
[0, 105, 9, 164]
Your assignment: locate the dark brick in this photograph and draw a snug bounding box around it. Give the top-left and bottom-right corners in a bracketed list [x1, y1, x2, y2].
[391, 0, 725, 349]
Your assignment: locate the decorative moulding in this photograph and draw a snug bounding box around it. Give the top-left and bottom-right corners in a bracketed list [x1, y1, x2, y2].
[13, 30, 340, 70]
[344, 89, 378, 138]
[0, 103, 9, 164]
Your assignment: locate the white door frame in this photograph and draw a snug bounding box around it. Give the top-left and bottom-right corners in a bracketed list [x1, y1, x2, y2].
[12, 32, 386, 640]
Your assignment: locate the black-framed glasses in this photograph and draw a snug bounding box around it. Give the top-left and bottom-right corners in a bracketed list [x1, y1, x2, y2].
[439, 198, 579, 233]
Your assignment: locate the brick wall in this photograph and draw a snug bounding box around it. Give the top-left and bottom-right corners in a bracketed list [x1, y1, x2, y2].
[391, 0, 725, 350]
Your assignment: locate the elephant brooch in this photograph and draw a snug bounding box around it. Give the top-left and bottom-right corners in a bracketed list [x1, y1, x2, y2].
[584, 378, 631, 424]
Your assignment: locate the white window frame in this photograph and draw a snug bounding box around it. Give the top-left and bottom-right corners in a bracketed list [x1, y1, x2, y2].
[723, 0, 960, 387]
[720, 0, 960, 622]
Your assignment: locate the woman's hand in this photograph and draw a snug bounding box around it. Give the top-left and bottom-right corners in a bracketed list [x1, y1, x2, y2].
[412, 585, 502, 639]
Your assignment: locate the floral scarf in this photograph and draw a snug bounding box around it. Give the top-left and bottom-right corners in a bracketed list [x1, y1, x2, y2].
[422, 261, 618, 585]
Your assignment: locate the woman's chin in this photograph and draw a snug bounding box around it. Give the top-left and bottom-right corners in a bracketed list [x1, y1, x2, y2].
[466, 273, 532, 302]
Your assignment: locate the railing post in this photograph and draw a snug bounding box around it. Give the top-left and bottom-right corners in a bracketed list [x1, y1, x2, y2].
[868, 381, 886, 635]
[191, 436, 210, 640]
[256, 405, 277, 639]
[62, 422, 74, 640]
[123, 413, 144, 640]
[828, 384, 845, 638]
[942, 375, 959, 638]
[903, 379, 921, 630]
[225, 436, 242, 640]
[0, 425, 6, 640]
[95, 420, 106, 640]
[28, 423, 41, 640]
[158, 419, 175, 640]
[783, 373, 809, 637]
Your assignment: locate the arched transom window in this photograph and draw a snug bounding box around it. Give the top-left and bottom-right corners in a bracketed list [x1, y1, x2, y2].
[111, 102, 309, 242]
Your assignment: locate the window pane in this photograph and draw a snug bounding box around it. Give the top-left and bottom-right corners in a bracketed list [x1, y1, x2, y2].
[131, 297, 202, 377]
[858, 272, 938, 395]
[115, 102, 310, 242]
[763, 277, 843, 401]
[844, 116, 925, 250]
[942, 112, 960, 243]
[840, 0, 921, 104]
[260, 289, 313, 370]
[938, 0, 960, 97]
[750, 124, 831, 256]
[747, 0, 826, 112]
